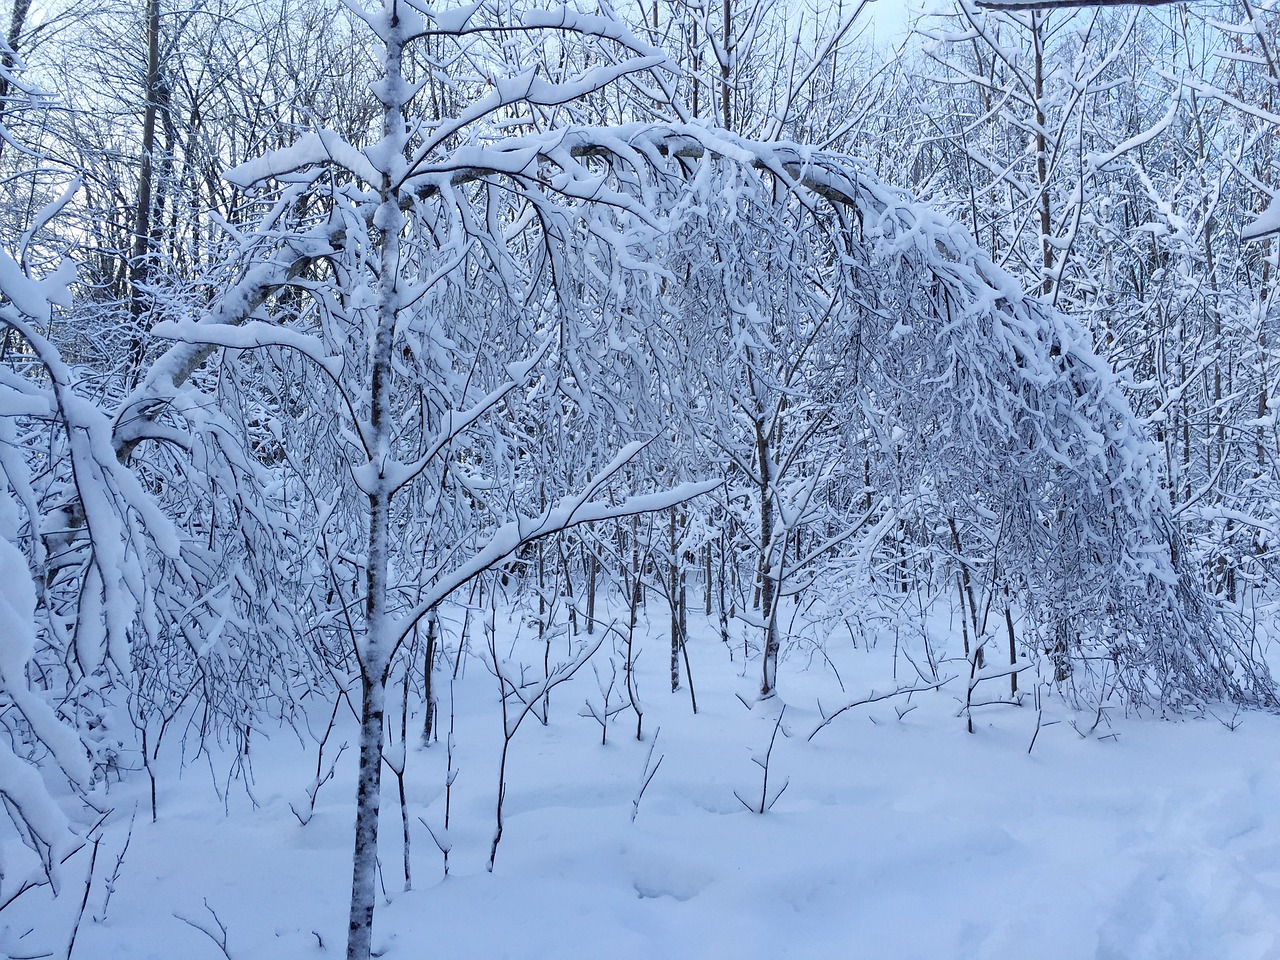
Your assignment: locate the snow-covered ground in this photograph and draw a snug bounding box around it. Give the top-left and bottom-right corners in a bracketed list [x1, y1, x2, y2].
[9, 604, 1280, 960]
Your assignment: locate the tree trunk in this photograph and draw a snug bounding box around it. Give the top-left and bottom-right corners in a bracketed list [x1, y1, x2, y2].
[585, 547, 596, 635]
[347, 670, 387, 960]
[721, 0, 732, 131]
[0, 0, 33, 150]
[421, 607, 437, 745]
[1032, 13, 1053, 298]
[670, 509, 680, 692]
[127, 0, 165, 387]
[756, 422, 778, 697]
[347, 11, 406, 957]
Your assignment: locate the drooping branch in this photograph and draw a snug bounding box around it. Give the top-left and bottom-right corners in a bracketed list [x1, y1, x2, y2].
[111, 228, 339, 463]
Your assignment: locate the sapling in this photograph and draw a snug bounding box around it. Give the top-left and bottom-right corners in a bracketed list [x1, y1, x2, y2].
[630, 729, 664, 823]
[1210, 704, 1245, 732]
[173, 900, 231, 960]
[808, 678, 955, 741]
[64, 834, 100, 960]
[580, 655, 629, 746]
[669, 508, 683, 694]
[486, 597, 602, 871]
[584, 542, 598, 636]
[558, 537, 579, 637]
[290, 693, 350, 826]
[421, 607, 439, 746]
[383, 670, 412, 891]
[618, 596, 645, 741]
[420, 664, 460, 878]
[93, 809, 134, 924]
[735, 705, 790, 814]
[289, 742, 348, 827]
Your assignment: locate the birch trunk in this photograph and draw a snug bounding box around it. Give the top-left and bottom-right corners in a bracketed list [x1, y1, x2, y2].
[347, 671, 388, 960]
[346, 6, 407, 958]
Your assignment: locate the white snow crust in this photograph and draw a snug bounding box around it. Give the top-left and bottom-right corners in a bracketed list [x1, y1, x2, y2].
[8, 602, 1279, 960]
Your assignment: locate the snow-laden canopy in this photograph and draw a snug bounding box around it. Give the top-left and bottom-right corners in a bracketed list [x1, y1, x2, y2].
[3, 4, 1275, 954]
[106, 109, 1274, 710]
[637, 128, 1274, 708]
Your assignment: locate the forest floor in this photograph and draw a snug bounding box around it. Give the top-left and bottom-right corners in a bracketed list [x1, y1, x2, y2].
[10, 600, 1280, 960]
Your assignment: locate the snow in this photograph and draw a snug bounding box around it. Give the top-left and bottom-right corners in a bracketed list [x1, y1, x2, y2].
[1243, 192, 1280, 244]
[426, 0, 483, 35]
[6, 1, 1280, 953]
[0, 251, 58, 321]
[10, 602, 1280, 959]
[0, 493, 91, 791]
[225, 131, 381, 190]
[150, 316, 344, 378]
[0, 493, 88, 898]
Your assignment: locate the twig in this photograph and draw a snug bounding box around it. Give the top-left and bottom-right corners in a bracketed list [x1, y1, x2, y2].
[416, 817, 452, 877]
[1209, 704, 1244, 731]
[64, 834, 100, 960]
[808, 677, 954, 741]
[631, 729, 664, 823]
[0, 811, 110, 914]
[289, 741, 349, 826]
[174, 899, 231, 959]
[579, 659, 628, 745]
[486, 615, 603, 871]
[1027, 707, 1044, 755]
[736, 706, 790, 814]
[95, 807, 136, 923]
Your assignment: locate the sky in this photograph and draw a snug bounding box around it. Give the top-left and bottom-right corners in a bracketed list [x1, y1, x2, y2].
[862, 0, 916, 43]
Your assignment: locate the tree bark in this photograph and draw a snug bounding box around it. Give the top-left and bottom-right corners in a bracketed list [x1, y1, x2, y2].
[346, 9, 406, 957]
[0, 0, 33, 148]
[127, 0, 165, 387]
[347, 671, 388, 960]
[756, 420, 778, 696]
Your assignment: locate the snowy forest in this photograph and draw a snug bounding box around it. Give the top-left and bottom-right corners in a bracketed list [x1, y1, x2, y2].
[3, 0, 1280, 957]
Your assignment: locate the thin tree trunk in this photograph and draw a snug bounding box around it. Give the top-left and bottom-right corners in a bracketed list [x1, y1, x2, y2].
[721, 0, 732, 130]
[421, 607, 437, 745]
[1032, 13, 1053, 298]
[678, 562, 696, 713]
[0, 0, 33, 152]
[1005, 604, 1018, 698]
[585, 545, 596, 635]
[703, 541, 712, 616]
[127, 0, 164, 387]
[560, 537, 577, 636]
[347, 670, 388, 960]
[670, 509, 680, 692]
[398, 672, 411, 891]
[347, 14, 406, 958]
[717, 525, 732, 657]
[756, 423, 778, 696]
[690, 17, 701, 120]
